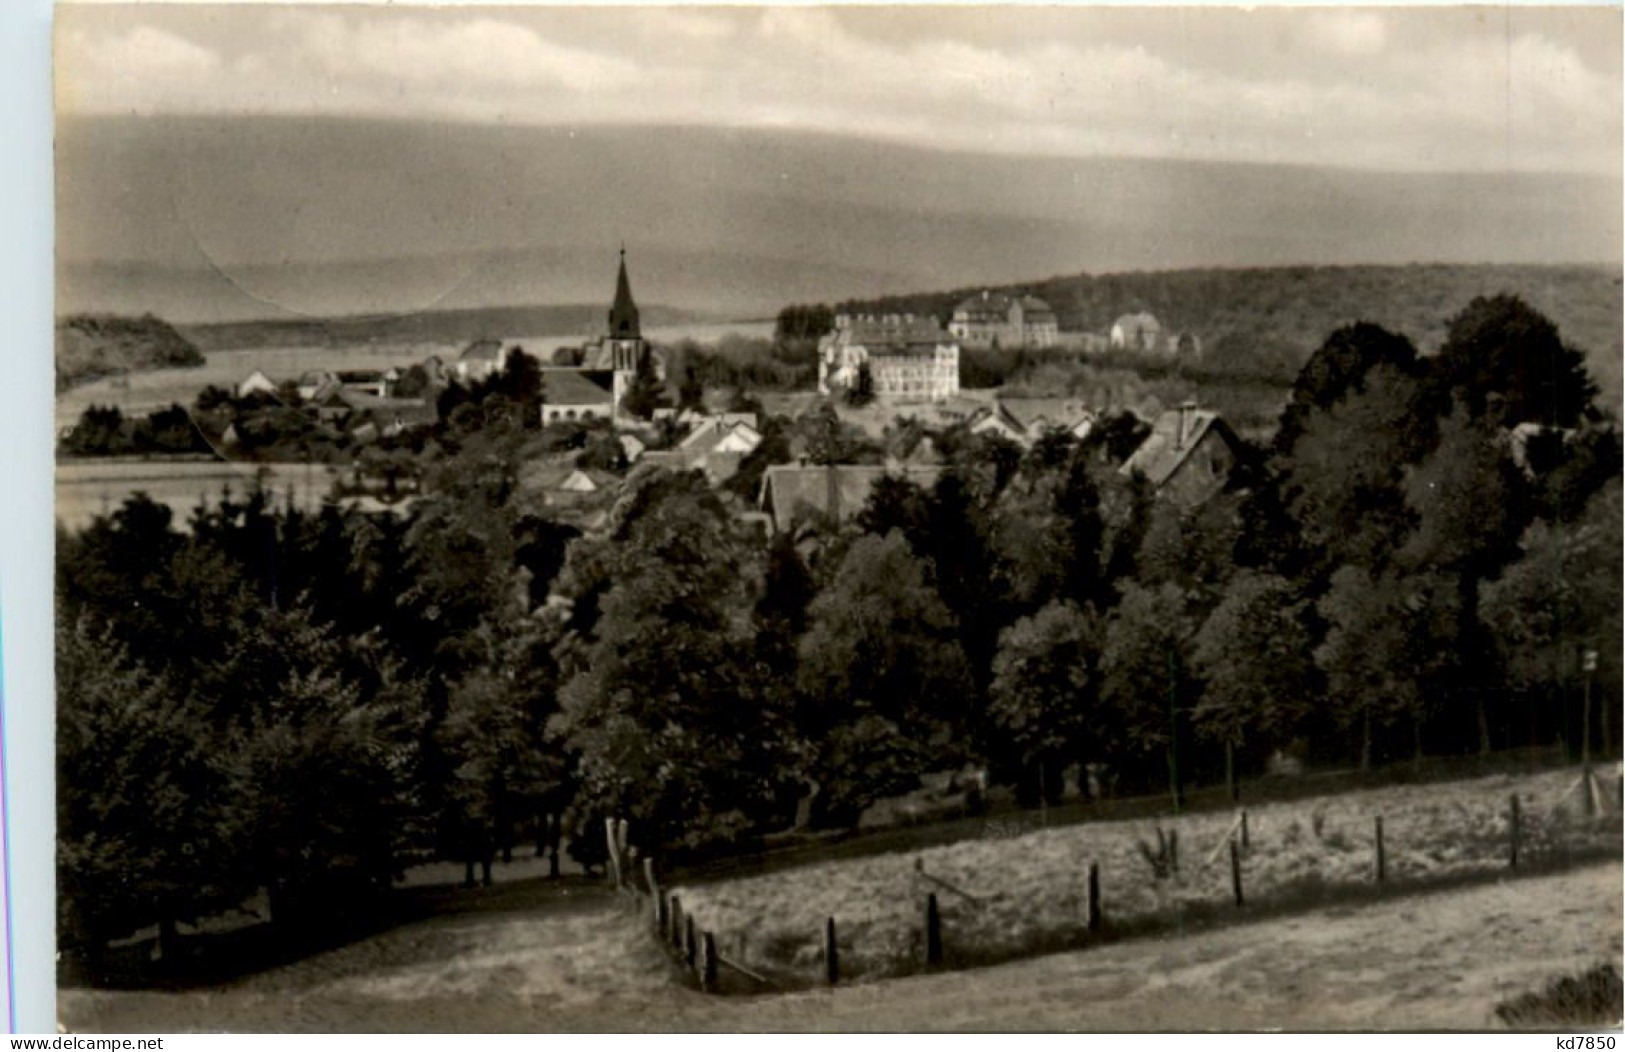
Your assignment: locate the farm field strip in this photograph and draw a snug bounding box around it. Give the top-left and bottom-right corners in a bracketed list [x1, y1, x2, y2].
[56, 459, 343, 531]
[673, 766, 1623, 986]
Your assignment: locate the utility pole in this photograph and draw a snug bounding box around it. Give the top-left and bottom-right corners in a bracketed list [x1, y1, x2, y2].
[1167, 649, 1182, 814]
[1583, 647, 1598, 817]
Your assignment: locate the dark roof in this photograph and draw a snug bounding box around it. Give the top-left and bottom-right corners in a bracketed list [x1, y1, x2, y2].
[832, 316, 949, 348]
[954, 290, 1055, 318]
[543, 369, 614, 406]
[1120, 406, 1230, 487]
[997, 398, 1095, 432]
[955, 290, 1014, 315]
[607, 249, 641, 339]
[758, 464, 943, 533]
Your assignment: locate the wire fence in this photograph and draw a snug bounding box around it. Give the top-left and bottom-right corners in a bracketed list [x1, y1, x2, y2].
[606, 764, 1623, 994]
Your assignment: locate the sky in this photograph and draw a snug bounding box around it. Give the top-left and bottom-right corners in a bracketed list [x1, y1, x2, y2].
[54, 3, 1624, 175]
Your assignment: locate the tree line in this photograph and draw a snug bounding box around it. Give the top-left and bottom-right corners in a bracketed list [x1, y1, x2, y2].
[57, 294, 1619, 974]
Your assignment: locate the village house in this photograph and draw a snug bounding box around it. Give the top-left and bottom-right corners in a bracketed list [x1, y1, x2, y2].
[336, 368, 400, 399]
[456, 340, 509, 384]
[297, 370, 339, 401]
[1119, 401, 1243, 506]
[969, 403, 1028, 445]
[236, 370, 279, 399]
[994, 397, 1098, 444]
[948, 290, 1060, 349]
[757, 463, 944, 533]
[818, 314, 960, 403]
[1110, 312, 1164, 352]
[637, 414, 762, 484]
[1107, 312, 1201, 358]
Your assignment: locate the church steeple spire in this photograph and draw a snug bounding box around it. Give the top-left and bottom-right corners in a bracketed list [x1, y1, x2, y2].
[608, 246, 640, 339]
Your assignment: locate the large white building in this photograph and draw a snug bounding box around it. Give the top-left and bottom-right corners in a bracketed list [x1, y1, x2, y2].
[818, 314, 960, 403]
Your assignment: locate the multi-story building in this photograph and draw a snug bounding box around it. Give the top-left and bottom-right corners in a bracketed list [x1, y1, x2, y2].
[948, 290, 1059, 349]
[818, 314, 960, 403]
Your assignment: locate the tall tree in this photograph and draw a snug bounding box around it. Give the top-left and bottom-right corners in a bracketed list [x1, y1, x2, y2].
[1482, 478, 1623, 754]
[1399, 407, 1531, 753]
[553, 472, 799, 851]
[797, 531, 974, 826]
[1431, 294, 1598, 429]
[57, 618, 247, 967]
[1273, 363, 1433, 581]
[619, 351, 666, 421]
[1191, 571, 1314, 795]
[1315, 567, 1460, 770]
[1099, 581, 1199, 802]
[1274, 322, 1420, 456]
[988, 601, 1099, 804]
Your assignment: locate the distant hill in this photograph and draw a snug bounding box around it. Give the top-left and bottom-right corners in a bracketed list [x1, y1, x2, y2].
[838, 263, 1624, 409]
[57, 116, 1622, 323]
[182, 303, 710, 353]
[56, 313, 205, 394]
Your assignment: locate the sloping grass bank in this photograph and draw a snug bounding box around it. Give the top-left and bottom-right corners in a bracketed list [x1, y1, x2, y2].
[674, 766, 1622, 989]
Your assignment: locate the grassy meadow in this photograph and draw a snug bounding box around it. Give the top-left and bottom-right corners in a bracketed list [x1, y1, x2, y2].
[673, 766, 1623, 987]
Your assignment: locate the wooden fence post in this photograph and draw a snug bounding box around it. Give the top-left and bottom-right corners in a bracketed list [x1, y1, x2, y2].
[685, 914, 697, 970]
[670, 895, 684, 950]
[604, 817, 621, 888]
[1241, 809, 1250, 851]
[1373, 816, 1386, 883]
[825, 917, 839, 986]
[643, 857, 659, 898]
[616, 818, 631, 864]
[1087, 862, 1102, 932]
[923, 892, 943, 968]
[1509, 794, 1521, 869]
[701, 932, 718, 993]
[1229, 838, 1244, 907]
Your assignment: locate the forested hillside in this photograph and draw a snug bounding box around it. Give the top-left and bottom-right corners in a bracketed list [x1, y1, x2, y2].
[56, 314, 205, 394]
[837, 264, 1624, 411]
[181, 303, 708, 353]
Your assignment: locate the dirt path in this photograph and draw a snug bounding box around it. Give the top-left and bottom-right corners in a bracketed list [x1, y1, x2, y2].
[60, 862, 1622, 1032]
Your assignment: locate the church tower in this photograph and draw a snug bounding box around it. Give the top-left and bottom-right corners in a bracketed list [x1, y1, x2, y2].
[605, 247, 650, 416]
[607, 247, 643, 371]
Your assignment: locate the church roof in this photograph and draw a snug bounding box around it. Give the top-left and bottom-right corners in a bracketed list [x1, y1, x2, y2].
[542, 369, 614, 407]
[607, 249, 641, 339]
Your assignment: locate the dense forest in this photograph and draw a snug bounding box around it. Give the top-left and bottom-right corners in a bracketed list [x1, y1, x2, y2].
[834, 264, 1624, 411]
[57, 294, 1621, 980]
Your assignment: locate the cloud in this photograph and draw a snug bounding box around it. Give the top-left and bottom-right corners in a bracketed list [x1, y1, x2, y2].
[1302, 12, 1389, 57]
[53, 7, 1622, 176]
[293, 13, 639, 93]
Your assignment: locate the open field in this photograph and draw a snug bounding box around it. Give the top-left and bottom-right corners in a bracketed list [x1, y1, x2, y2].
[56, 459, 343, 533]
[58, 859, 1622, 1032]
[674, 766, 1623, 986]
